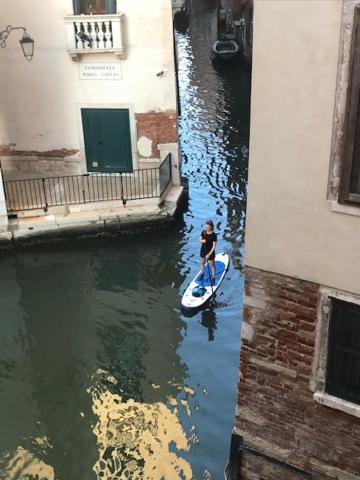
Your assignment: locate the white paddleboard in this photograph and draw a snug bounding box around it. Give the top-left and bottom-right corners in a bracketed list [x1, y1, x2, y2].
[181, 252, 230, 311]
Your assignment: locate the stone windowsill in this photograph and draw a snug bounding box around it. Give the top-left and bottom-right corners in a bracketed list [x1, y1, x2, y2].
[331, 201, 360, 217]
[313, 391, 360, 419]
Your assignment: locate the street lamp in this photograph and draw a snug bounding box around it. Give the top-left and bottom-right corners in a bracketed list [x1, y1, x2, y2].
[19, 33, 35, 61]
[0, 25, 35, 61]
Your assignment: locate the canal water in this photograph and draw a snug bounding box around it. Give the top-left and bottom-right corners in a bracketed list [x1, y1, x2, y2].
[0, 2, 250, 479]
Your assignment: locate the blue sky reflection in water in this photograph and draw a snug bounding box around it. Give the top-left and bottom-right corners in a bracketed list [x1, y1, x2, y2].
[0, 3, 250, 480]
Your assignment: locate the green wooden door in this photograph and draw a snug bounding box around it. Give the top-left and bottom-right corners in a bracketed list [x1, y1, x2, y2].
[81, 108, 133, 173]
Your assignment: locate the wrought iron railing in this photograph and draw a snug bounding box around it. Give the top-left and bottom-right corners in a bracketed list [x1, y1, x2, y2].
[4, 154, 172, 213]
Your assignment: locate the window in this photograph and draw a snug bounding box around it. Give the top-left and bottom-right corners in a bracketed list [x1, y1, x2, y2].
[73, 0, 116, 15]
[326, 298, 360, 404]
[339, 6, 360, 204]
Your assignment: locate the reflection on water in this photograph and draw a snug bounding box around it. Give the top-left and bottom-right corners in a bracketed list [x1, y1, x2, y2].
[199, 309, 217, 342]
[1, 444, 54, 480]
[90, 371, 193, 479]
[0, 239, 192, 480]
[0, 1, 250, 479]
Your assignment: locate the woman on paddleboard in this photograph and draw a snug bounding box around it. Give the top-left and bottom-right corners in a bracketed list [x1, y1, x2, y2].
[199, 220, 217, 282]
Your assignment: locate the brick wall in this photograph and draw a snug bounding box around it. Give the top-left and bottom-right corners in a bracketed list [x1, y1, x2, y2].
[236, 267, 360, 480]
[136, 111, 178, 157]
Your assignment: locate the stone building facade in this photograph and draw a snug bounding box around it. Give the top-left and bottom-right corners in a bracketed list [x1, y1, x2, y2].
[235, 1, 360, 479]
[233, 0, 253, 64]
[0, 0, 179, 181]
[0, 0, 182, 241]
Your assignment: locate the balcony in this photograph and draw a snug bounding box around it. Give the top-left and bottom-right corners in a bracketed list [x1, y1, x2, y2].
[64, 14, 126, 60]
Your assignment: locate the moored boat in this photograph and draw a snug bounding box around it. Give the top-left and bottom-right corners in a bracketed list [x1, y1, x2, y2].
[212, 39, 240, 62]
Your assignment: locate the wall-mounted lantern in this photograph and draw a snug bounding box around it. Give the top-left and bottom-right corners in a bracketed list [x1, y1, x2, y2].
[0, 25, 35, 61]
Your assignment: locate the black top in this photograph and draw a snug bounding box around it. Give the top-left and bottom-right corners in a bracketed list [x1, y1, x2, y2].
[200, 231, 217, 256]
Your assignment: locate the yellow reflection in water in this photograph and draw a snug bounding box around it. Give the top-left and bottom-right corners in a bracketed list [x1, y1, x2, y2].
[0, 383, 194, 480]
[1, 445, 54, 480]
[90, 389, 193, 480]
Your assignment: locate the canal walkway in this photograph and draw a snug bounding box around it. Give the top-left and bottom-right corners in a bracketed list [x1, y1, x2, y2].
[0, 153, 184, 247]
[0, 185, 183, 247]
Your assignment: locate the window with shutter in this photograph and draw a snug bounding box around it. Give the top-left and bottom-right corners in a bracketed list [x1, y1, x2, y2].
[73, 0, 116, 15]
[339, 6, 360, 204]
[326, 299, 360, 404]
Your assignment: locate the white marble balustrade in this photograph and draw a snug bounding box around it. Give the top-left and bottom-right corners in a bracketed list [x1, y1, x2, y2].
[64, 14, 126, 59]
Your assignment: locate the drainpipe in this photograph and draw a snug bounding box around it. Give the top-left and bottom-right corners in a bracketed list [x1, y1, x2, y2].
[0, 166, 8, 230]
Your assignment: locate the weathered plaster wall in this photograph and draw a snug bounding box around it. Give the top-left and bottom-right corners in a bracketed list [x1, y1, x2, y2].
[236, 267, 360, 480]
[245, 0, 360, 295]
[136, 112, 178, 158]
[0, 0, 177, 175]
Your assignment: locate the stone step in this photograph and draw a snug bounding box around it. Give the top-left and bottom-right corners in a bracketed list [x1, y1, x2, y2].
[138, 161, 161, 170]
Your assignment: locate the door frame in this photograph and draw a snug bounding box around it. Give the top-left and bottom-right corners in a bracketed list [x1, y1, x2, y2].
[73, 0, 117, 15]
[77, 103, 138, 174]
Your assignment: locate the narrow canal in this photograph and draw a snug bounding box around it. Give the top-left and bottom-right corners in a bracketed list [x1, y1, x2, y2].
[0, 2, 251, 479]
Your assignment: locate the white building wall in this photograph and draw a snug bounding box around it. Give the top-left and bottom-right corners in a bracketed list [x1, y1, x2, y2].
[245, 0, 360, 295]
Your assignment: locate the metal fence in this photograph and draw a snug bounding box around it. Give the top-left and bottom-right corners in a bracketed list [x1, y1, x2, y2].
[4, 154, 172, 213]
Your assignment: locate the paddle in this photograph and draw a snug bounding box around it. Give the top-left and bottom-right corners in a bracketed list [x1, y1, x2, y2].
[207, 261, 215, 305]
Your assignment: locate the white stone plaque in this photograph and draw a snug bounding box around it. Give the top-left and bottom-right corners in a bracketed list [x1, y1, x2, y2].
[79, 63, 122, 80]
